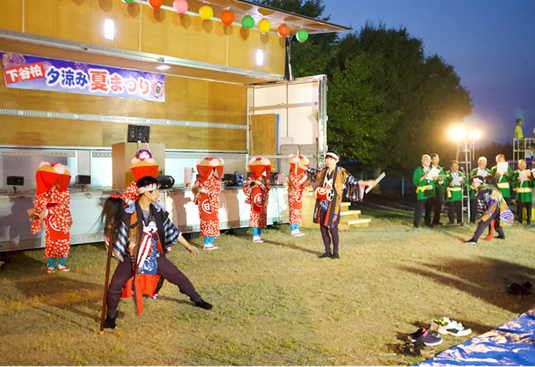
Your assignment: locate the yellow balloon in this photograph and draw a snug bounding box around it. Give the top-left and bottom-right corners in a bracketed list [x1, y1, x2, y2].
[258, 18, 271, 34]
[199, 4, 213, 21]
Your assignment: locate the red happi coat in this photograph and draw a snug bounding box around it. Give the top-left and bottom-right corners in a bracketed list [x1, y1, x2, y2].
[31, 188, 73, 258]
[193, 175, 221, 238]
[243, 175, 271, 228]
[288, 171, 309, 225]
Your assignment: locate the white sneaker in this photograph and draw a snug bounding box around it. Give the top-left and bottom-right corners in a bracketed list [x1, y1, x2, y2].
[293, 230, 305, 236]
[431, 317, 471, 336]
[203, 244, 218, 250]
[252, 236, 265, 243]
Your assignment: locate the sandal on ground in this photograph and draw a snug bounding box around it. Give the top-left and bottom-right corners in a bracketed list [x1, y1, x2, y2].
[398, 342, 420, 356]
[57, 265, 70, 272]
[47, 267, 55, 274]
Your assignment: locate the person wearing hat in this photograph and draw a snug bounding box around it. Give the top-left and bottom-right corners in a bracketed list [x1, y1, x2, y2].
[192, 157, 224, 250]
[28, 162, 73, 274]
[101, 176, 213, 330]
[287, 154, 310, 236]
[121, 149, 159, 207]
[469, 157, 492, 223]
[490, 154, 514, 206]
[513, 159, 533, 225]
[464, 176, 514, 244]
[244, 157, 272, 242]
[444, 160, 465, 225]
[294, 151, 376, 259]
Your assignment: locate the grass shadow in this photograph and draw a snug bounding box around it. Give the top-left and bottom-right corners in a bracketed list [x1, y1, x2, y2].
[155, 295, 194, 306]
[398, 256, 535, 314]
[262, 239, 323, 256]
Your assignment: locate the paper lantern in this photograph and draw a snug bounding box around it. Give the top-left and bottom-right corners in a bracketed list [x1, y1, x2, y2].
[221, 9, 234, 26]
[242, 15, 254, 29]
[172, 0, 188, 14]
[278, 23, 290, 38]
[199, 4, 213, 21]
[258, 18, 271, 34]
[296, 28, 309, 43]
[121, 0, 134, 3]
[148, 0, 163, 10]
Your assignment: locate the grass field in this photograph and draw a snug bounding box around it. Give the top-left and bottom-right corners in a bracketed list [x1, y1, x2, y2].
[1, 200, 535, 366]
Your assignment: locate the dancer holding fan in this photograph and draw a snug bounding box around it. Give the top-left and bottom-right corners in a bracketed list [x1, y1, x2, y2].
[192, 157, 224, 250]
[244, 157, 271, 243]
[293, 151, 376, 259]
[287, 154, 310, 236]
[28, 162, 73, 274]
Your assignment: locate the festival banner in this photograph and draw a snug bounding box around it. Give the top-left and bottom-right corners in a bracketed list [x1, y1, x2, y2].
[1, 52, 165, 102]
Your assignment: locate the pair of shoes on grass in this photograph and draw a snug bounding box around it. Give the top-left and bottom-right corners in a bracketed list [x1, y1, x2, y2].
[430, 317, 472, 336]
[291, 230, 305, 236]
[318, 252, 340, 259]
[47, 265, 70, 274]
[252, 236, 265, 243]
[507, 281, 532, 295]
[407, 327, 443, 346]
[398, 339, 435, 359]
[203, 244, 218, 250]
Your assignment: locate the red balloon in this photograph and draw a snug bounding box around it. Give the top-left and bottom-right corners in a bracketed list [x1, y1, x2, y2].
[221, 9, 234, 26]
[278, 23, 290, 38]
[148, 0, 163, 10]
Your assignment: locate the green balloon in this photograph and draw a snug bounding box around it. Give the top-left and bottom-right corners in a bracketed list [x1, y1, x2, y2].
[296, 29, 309, 42]
[242, 16, 255, 29]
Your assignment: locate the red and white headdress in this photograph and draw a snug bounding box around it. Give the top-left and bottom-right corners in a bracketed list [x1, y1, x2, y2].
[288, 154, 309, 175]
[196, 157, 224, 183]
[248, 157, 271, 179]
[36, 162, 71, 195]
[130, 149, 159, 181]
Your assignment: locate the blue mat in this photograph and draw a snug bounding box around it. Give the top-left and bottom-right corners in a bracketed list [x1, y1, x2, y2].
[418, 308, 535, 366]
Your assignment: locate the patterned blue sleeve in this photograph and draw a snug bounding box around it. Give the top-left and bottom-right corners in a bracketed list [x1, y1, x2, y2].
[112, 222, 128, 262]
[346, 173, 359, 186]
[163, 217, 181, 247]
[306, 167, 321, 181]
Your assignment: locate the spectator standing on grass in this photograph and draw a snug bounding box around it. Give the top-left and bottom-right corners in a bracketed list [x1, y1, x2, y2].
[294, 151, 376, 259]
[469, 157, 492, 223]
[101, 176, 212, 330]
[465, 176, 514, 244]
[513, 159, 533, 225]
[413, 154, 435, 228]
[28, 162, 73, 274]
[427, 153, 447, 226]
[444, 160, 465, 225]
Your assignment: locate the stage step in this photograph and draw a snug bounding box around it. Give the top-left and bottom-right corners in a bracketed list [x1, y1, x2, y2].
[339, 218, 371, 230]
[340, 210, 361, 216]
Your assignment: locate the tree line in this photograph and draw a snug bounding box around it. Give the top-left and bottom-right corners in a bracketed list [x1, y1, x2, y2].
[259, 0, 474, 176]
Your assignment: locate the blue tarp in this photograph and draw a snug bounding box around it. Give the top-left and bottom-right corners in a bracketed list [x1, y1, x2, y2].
[418, 308, 535, 366]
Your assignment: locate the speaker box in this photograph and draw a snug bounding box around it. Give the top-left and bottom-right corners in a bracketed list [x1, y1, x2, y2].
[7, 176, 24, 186]
[76, 175, 91, 185]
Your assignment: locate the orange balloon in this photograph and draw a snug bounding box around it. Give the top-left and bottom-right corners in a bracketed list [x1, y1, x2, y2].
[148, 0, 162, 9]
[221, 9, 234, 26]
[278, 23, 290, 38]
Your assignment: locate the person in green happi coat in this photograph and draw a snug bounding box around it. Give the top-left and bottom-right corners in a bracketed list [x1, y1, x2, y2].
[514, 159, 533, 225]
[427, 153, 447, 226]
[490, 154, 514, 205]
[413, 154, 436, 228]
[445, 160, 465, 225]
[469, 157, 492, 223]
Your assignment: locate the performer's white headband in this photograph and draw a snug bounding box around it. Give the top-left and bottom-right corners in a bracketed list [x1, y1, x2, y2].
[472, 178, 483, 184]
[325, 152, 339, 161]
[138, 183, 160, 194]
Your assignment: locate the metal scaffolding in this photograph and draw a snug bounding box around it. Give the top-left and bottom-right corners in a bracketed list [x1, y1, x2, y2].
[456, 139, 473, 223]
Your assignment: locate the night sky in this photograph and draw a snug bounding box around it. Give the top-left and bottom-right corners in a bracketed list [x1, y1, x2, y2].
[322, 0, 535, 148]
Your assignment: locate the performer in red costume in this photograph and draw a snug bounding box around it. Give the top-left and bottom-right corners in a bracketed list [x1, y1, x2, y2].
[287, 154, 310, 236]
[192, 157, 224, 250]
[243, 157, 271, 242]
[28, 162, 73, 274]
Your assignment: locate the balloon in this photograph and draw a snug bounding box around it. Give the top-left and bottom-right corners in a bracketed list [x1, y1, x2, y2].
[258, 18, 271, 34]
[277, 23, 290, 38]
[172, 0, 188, 15]
[199, 4, 213, 21]
[296, 29, 309, 43]
[242, 15, 254, 29]
[221, 9, 234, 26]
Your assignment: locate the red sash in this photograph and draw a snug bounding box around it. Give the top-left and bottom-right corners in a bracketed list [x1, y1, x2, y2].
[252, 186, 264, 214]
[200, 193, 218, 221]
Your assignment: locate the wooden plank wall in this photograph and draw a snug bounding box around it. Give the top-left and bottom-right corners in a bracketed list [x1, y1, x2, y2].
[249, 114, 277, 156]
[0, 0, 285, 76]
[0, 64, 247, 150]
